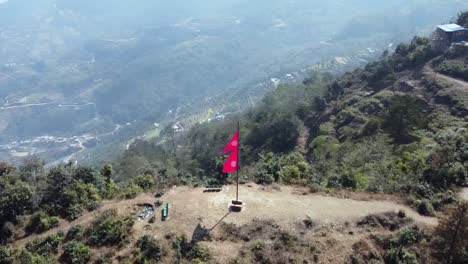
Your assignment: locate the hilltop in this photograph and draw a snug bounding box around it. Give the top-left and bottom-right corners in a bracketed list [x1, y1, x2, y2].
[11, 184, 440, 263]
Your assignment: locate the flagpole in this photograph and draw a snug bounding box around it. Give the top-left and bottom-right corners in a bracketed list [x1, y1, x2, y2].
[236, 121, 240, 202]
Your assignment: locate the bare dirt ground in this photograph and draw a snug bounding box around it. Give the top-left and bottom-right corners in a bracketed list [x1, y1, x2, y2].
[16, 184, 436, 249]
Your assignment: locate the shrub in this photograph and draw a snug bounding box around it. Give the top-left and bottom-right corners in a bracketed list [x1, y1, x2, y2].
[303, 216, 315, 228]
[136, 235, 164, 263]
[384, 247, 418, 264]
[95, 256, 112, 264]
[398, 226, 424, 246]
[26, 211, 60, 234]
[172, 235, 191, 261]
[89, 210, 134, 246]
[62, 241, 92, 264]
[188, 244, 211, 262]
[15, 249, 51, 264]
[254, 153, 282, 184]
[26, 232, 64, 257]
[63, 182, 102, 220]
[252, 241, 265, 251]
[417, 200, 435, 217]
[0, 246, 13, 264]
[431, 191, 458, 211]
[154, 200, 163, 207]
[133, 175, 155, 191]
[122, 184, 142, 199]
[0, 222, 14, 244]
[437, 60, 468, 81]
[65, 225, 84, 241]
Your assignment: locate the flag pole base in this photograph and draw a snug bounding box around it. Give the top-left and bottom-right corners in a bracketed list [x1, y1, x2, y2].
[230, 200, 243, 212]
[230, 204, 243, 212]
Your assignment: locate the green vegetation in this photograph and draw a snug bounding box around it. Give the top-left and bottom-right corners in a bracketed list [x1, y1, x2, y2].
[135, 235, 164, 263]
[88, 210, 134, 247]
[26, 233, 64, 257]
[434, 46, 468, 81]
[26, 212, 60, 234]
[112, 14, 468, 220]
[61, 241, 92, 264]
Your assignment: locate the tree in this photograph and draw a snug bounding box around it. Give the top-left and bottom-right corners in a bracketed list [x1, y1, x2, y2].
[432, 202, 468, 264]
[63, 182, 101, 220]
[42, 166, 73, 215]
[255, 153, 282, 184]
[0, 174, 33, 223]
[384, 95, 428, 143]
[89, 210, 134, 246]
[456, 11, 468, 28]
[0, 162, 15, 177]
[19, 158, 45, 179]
[100, 164, 113, 184]
[62, 241, 92, 264]
[0, 222, 14, 244]
[73, 166, 98, 185]
[136, 235, 164, 263]
[426, 129, 468, 188]
[133, 175, 155, 190]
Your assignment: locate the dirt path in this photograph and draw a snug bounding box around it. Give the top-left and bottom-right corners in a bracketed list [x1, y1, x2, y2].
[423, 59, 468, 89]
[15, 184, 437, 247]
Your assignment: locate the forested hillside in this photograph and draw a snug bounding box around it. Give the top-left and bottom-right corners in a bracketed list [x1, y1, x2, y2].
[118, 15, 468, 203]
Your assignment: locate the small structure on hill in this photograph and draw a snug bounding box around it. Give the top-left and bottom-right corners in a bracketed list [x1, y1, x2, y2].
[432, 23, 468, 51]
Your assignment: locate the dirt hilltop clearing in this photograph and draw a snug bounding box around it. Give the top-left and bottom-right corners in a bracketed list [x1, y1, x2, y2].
[16, 184, 437, 248]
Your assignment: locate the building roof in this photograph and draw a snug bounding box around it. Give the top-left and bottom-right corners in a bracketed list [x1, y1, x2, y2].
[437, 24, 466, 32]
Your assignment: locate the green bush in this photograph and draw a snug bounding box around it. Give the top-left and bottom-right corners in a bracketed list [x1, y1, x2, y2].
[133, 175, 155, 190]
[63, 182, 102, 220]
[15, 249, 51, 264]
[0, 222, 14, 244]
[95, 256, 112, 264]
[437, 60, 468, 81]
[65, 225, 84, 241]
[252, 241, 265, 251]
[417, 200, 435, 217]
[398, 226, 424, 246]
[122, 184, 142, 199]
[172, 235, 191, 261]
[136, 235, 164, 263]
[254, 153, 282, 184]
[62, 241, 92, 264]
[89, 210, 134, 246]
[26, 211, 60, 234]
[0, 246, 13, 264]
[26, 232, 64, 257]
[188, 244, 211, 262]
[384, 247, 418, 264]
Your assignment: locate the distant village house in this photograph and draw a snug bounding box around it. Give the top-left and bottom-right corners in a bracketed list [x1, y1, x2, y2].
[432, 23, 468, 51]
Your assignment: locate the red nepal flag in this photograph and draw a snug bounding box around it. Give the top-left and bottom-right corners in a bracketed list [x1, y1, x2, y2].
[222, 132, 239, 173]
